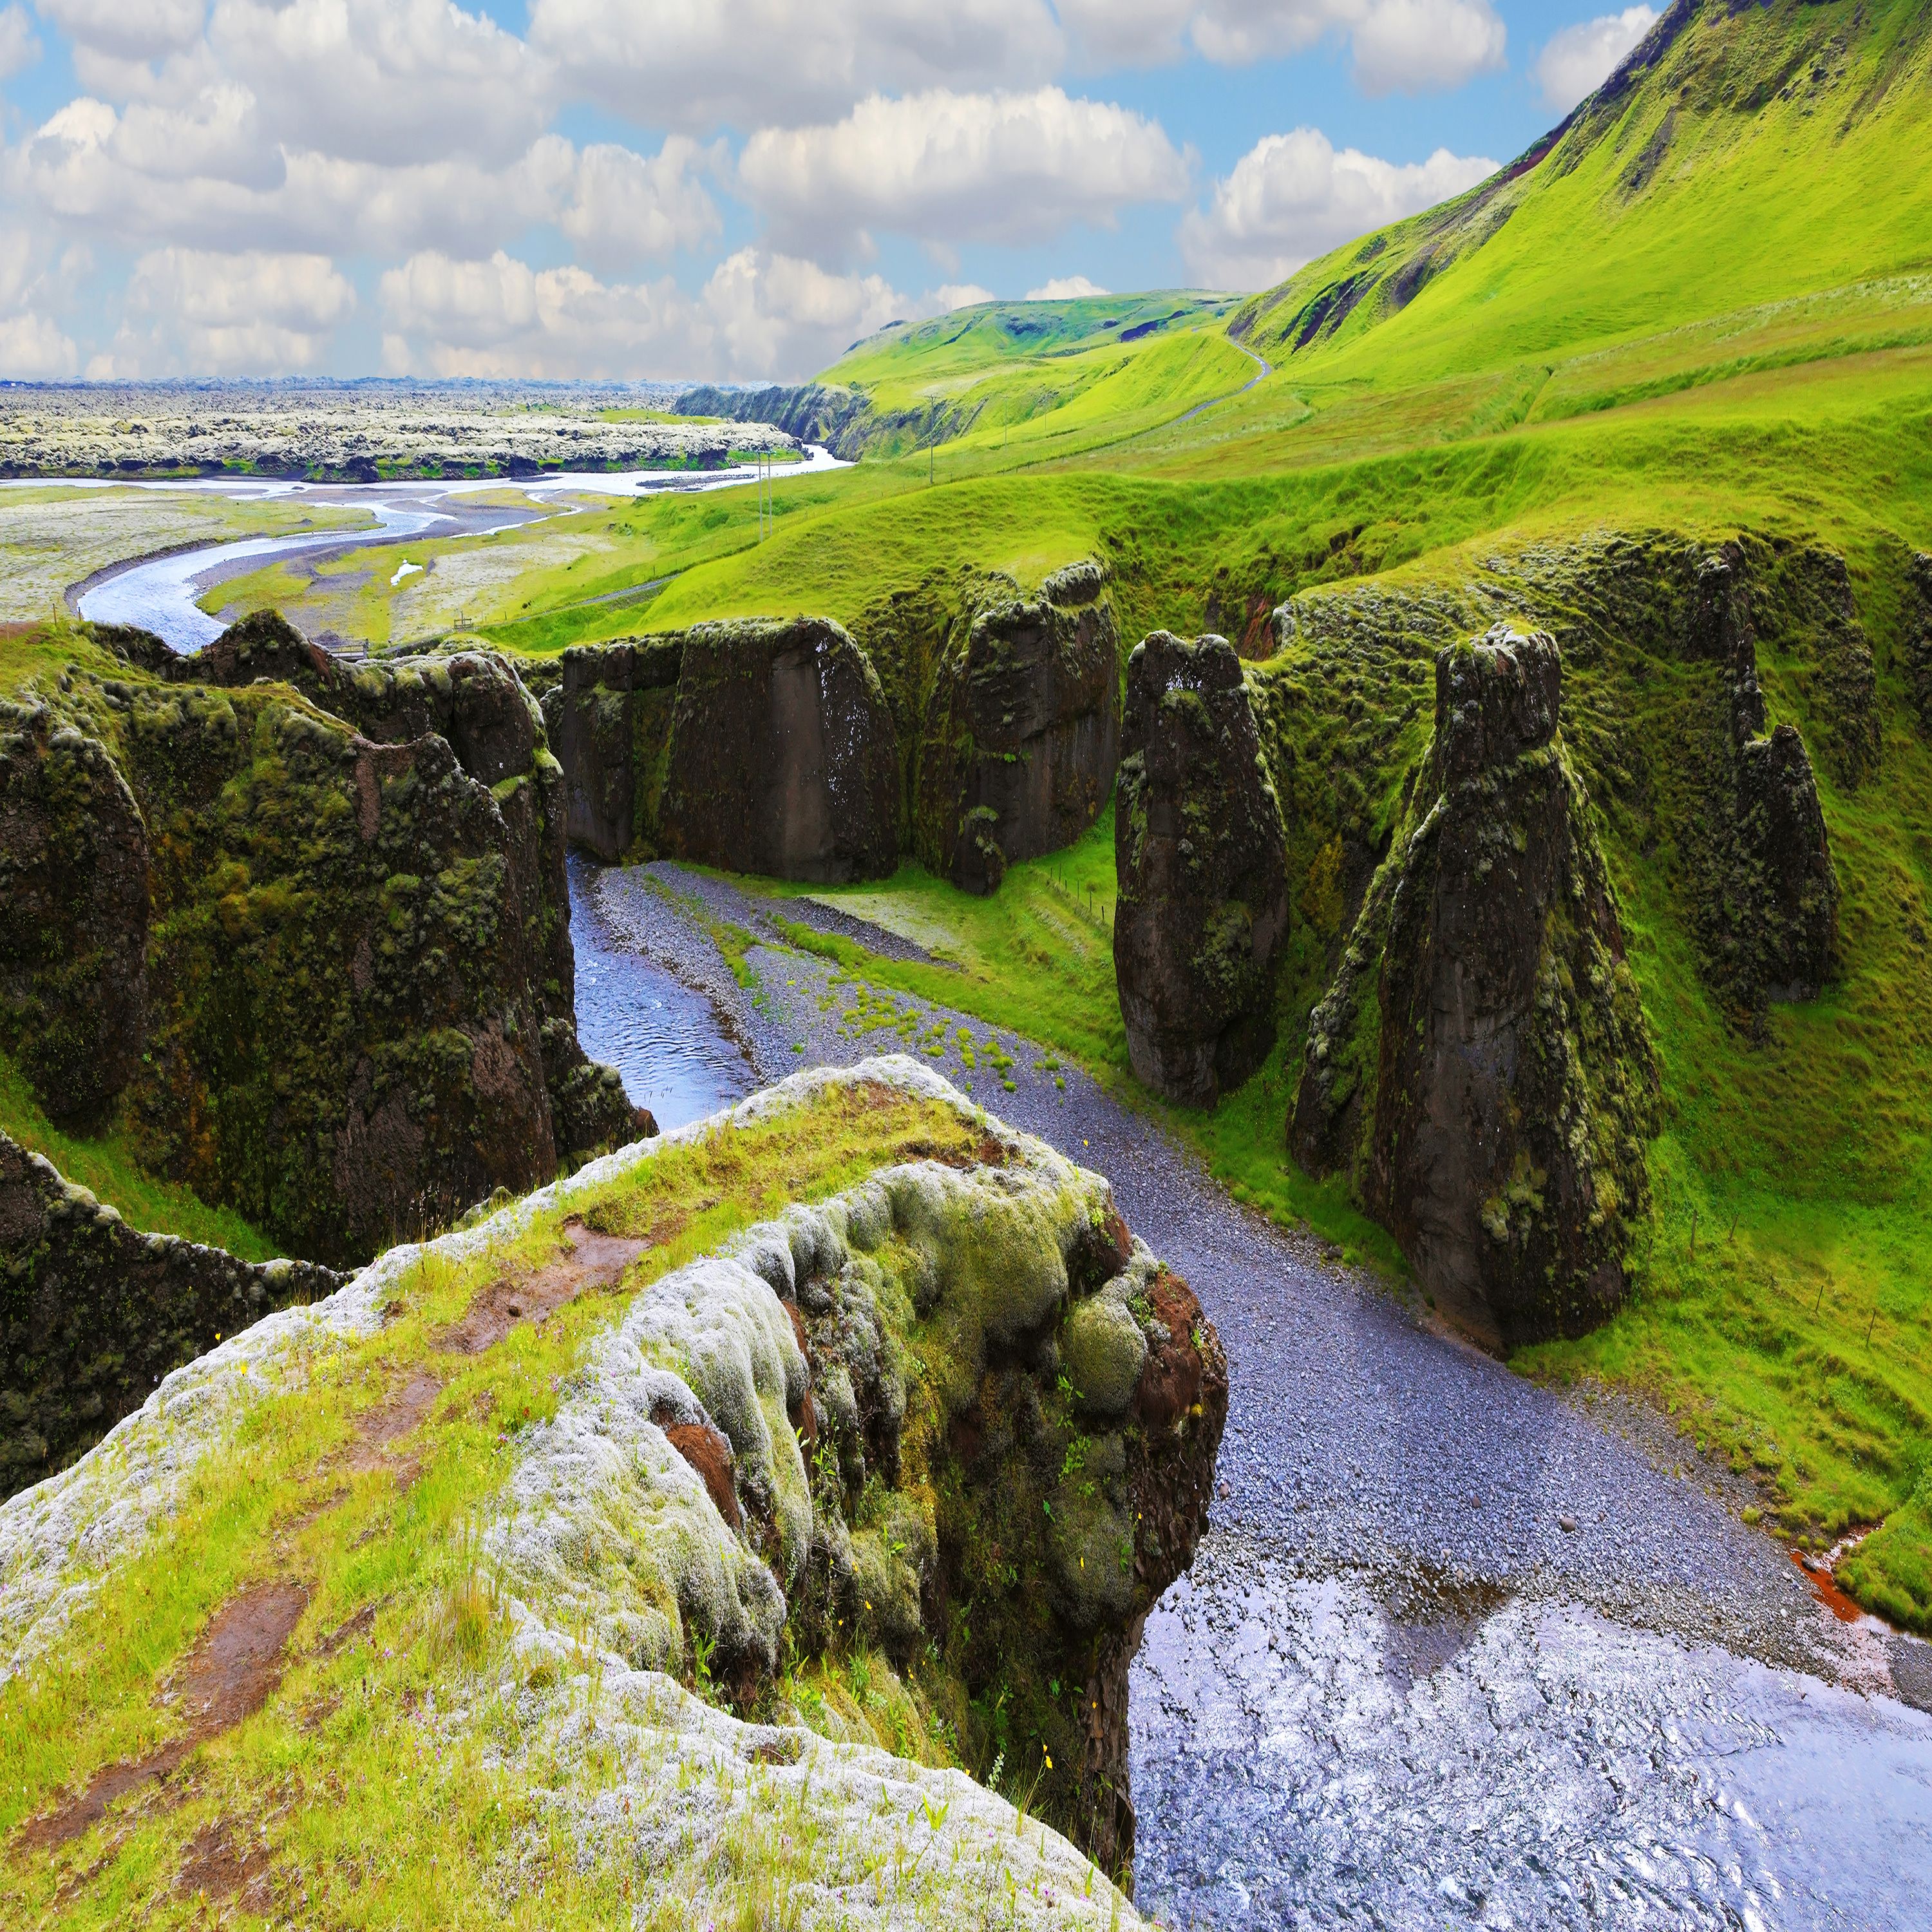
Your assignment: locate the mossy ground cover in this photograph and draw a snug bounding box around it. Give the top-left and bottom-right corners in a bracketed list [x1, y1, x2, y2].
[3, 1083, 1075, 1928]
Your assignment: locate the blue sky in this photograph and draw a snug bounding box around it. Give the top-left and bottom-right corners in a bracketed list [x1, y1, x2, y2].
[0, 1, 1660, 383]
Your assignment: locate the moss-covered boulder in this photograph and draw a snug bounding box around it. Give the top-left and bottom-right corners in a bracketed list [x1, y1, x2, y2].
[0, 1130, 341, 1496]
[0, 705, 149, 1126]
[1113, 631, 1290, 1105]
[1294, 627, 1658, 1347]
[656, 618, 899, 883]
[0, 614, 640, 1264]
[914, 564, 1121, 894]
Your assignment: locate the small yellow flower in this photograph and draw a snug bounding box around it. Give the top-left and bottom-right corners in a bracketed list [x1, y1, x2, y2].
[1044, 1752, 1053, 1770]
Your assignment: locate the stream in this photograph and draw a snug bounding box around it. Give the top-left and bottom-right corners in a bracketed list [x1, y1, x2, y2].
[67, 506, 1932, 1930]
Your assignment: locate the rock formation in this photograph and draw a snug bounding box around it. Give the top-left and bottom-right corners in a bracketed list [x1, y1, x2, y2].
[0, 708, 149, 1126]
[914, 563, 1121, 894]
[532, 566, 1123, 893]
[658, 618, 900, 884]
[539, 636, 683, 861]
[1903, 551, 1932, 735]
[0, 613, 641, 1265]
[1113, 632, 1289, 1105]
[1686, 547, 1839, 1027]
[1294, 629, 1658, 1349]
[0, 1131, 341, 1497]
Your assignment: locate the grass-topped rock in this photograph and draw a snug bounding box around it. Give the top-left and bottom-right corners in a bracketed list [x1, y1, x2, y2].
[1114, 630, 1289, 1105]
[0, 1059, 1221, 1923]
[0, 1129, 341, 1497]
[0, 614, 638, 1266]
[1293, 627, 1658, 1347]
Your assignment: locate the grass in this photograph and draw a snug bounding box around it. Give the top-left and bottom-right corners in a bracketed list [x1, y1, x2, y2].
[2, 1083, 1052, 1928]
[0, 1050, 278, 1260]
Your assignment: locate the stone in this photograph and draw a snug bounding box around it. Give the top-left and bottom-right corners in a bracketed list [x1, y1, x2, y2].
[0, 706, 149, 1126]
[1904, 552, 1932, 736]
[658, 617, 899, 883]
[0, 1130, 342, 1497]
[915, 565, 1121, 894]
[1294, 628, 1658, 1349]
[542, 636, 684, 861]
[1113, 632, 1290, 1105]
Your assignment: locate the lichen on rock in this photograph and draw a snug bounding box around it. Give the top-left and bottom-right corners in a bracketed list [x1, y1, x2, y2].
[1113, 630, 1290, 1104]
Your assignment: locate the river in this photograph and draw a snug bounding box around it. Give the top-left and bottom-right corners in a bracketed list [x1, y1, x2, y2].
[62, 496, 1932, 1929]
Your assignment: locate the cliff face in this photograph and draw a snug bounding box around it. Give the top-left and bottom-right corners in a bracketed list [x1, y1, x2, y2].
[0, 1131, 341, 1496]
[1113, 632, 1289, 1105]
[0, 614, 638, 1266]
[914, 564, 1121, 895]
[532, 568, 1123, 894]
[1294, 630, 1658, 1347]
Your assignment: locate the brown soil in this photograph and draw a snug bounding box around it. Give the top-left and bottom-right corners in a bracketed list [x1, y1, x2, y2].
[339, 1368, 444, 1479]
[435, 1218, 647, 1354]
[1135, 1267, 1208, 1429]
[17, 1580, 310, 1853]
[660, 1419, 741, 1528]
[173, 1819, 276, 1911]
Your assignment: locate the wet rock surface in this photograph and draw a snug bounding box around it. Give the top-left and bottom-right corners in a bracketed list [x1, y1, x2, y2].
[1113, 632, 1289, 1105]
[1294, 628, 1658, 1348]
[914, 564, 1121, 895]
[0, 1130, 341, 1497]
[540, 636, 683, 862]
[578, 857, 1932, 1920]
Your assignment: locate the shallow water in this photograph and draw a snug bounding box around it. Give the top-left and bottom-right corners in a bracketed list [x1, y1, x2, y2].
[66, 444, 847, 652]
[566, 855, 755, 1131]
[1130, 1546, 1932, 1931]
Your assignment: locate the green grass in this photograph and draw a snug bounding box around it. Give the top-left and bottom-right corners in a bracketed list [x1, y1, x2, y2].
[2, 1084, 1023, 1928]
[0, 1051, 277, 1260]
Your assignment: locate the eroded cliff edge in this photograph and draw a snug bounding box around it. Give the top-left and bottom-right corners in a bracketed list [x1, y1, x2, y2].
[1, 1060, 1221, 1920]
[0, 613, 640, 1267]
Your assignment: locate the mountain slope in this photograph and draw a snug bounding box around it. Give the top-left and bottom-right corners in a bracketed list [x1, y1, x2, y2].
[1230, 0, 1932, 399]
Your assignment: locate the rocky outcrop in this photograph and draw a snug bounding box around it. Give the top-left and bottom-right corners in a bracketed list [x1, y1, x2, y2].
[1687, 547, 1839, 1027]
[0, 708, 149, 1126]
[1904, 552, 1932, 735]
[1294, 629, 1658, 1349]
[656, 618, 900, 884]
[489, 1063, 1225, 1873]
[539, 636, 684, 861]
[0, 613, 641, 1264]
[914, 564, 1121, 894]
[1113, 632, 1289, 1105]
[0, 1130, 341, 1497]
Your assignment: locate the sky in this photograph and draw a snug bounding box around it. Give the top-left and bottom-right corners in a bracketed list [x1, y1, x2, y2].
[0, 1, 1662, 385]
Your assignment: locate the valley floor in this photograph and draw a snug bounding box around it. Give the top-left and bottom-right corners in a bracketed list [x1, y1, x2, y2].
[573, 857, 1932, 1926]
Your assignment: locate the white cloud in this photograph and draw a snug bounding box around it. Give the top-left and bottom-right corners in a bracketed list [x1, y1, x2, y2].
[739, 88, 1189, 260]
[33, 0, 205, 64]
[1533, 6, 1658, 113]
[377, 245, 920, 383]
[0, 4, 40, 79]
[1027, 275, 1108, 299]
[0, 310, 79, 377]
[1058, 0, 1505, 93]
[527, 0, 1063, 134]
[933, 282, 997, 310]
[1179, 126, 1495, 289]
[208, 0, 548, 169]
[109, 245, 355, 372]
[0, 220, 84, 377]
[557, 138, 723, 275]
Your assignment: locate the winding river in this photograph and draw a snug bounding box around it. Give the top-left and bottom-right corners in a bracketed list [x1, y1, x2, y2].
[56, 495, 1932, 1929]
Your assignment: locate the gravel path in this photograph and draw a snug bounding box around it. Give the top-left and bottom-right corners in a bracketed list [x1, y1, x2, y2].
[580, 858, 1932, 1929]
